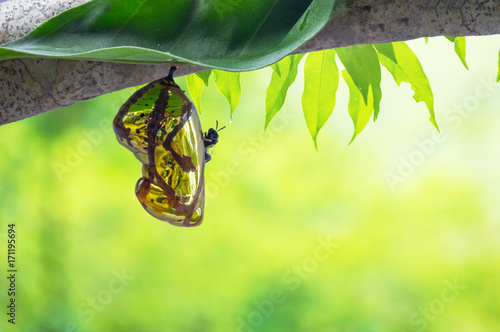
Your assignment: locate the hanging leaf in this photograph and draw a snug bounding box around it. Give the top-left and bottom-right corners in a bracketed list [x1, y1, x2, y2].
[374, 43, 397, 64]
[265, 54, 305, 128]
[336, 45, 382, 120]
[196, 71, 213, 86]
[0, 0, 335, 71]
[273, 64, 282, 78]
[342, 70, 374, 145]
[376, 42, 439, 131]
[185, 74, 205, 114]
[444, 36, 468, 70]
[214, 70, 241, 117]
[424, 37, 429, 44]
[454, 37, 469, 70]
[301, 49, 339, 150]
[497, 50, 500, 83]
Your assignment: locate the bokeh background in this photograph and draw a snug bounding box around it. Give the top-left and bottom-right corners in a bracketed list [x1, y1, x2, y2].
[1, 36, 500, 332]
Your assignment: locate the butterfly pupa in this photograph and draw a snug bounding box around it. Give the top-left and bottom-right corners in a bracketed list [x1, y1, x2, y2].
[113, 67, 216, 227]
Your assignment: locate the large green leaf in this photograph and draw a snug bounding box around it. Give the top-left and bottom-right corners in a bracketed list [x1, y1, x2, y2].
[336, 45, 382, 120]
[0, 0, 335, 71]
[301, 49, 338, 150]
[376, 42, 439, 131]
[213, 70, 241, 117]
[265, 54, 305, 128]
[342, 70, 374, 145]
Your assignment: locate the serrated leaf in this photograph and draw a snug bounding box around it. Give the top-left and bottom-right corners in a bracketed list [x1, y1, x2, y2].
[186, 73, 205, 114]
[454, 37, 469, 70]
[497, 50, 500, 83]
[342, 70, 374, 145]
[301, 49, 339, 150]
[214, 70, 241, 117]
[0, 0, 335, 71]
[265, 54, 305, 128]
[376, 42, 439, 131]
[196, 71, 212, 86]
[336, 45, 382, 120]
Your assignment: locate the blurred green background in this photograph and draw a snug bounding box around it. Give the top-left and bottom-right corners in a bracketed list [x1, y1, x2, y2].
[1, 36, 500, 332]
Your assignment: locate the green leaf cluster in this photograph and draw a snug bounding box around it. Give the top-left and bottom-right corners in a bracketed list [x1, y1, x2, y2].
[188, 36, 496, 147]
[186, 69, 242, 117]
[187, 41, 442, 147]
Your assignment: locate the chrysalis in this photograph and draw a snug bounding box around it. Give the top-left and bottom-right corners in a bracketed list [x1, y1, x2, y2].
[113, 67, 218, 227]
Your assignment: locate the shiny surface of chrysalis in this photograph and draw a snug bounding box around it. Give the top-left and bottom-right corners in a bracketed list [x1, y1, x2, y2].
[113, 70, 205, 227]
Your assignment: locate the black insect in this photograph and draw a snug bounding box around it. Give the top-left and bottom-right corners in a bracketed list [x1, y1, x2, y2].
[204, 121, 225, 163]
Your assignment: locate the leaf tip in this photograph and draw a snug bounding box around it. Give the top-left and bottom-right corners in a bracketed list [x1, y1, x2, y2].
[347, 134, 357, 146]
[264, 117, 271, 131]
[431, 117, 440, 133]
[311, 135, 319, 152]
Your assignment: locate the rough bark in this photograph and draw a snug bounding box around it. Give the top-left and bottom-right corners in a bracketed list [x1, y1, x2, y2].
[0, 0, 499, 125]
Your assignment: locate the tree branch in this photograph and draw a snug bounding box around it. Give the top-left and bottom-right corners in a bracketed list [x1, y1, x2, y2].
[1, 0, 498, 125]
